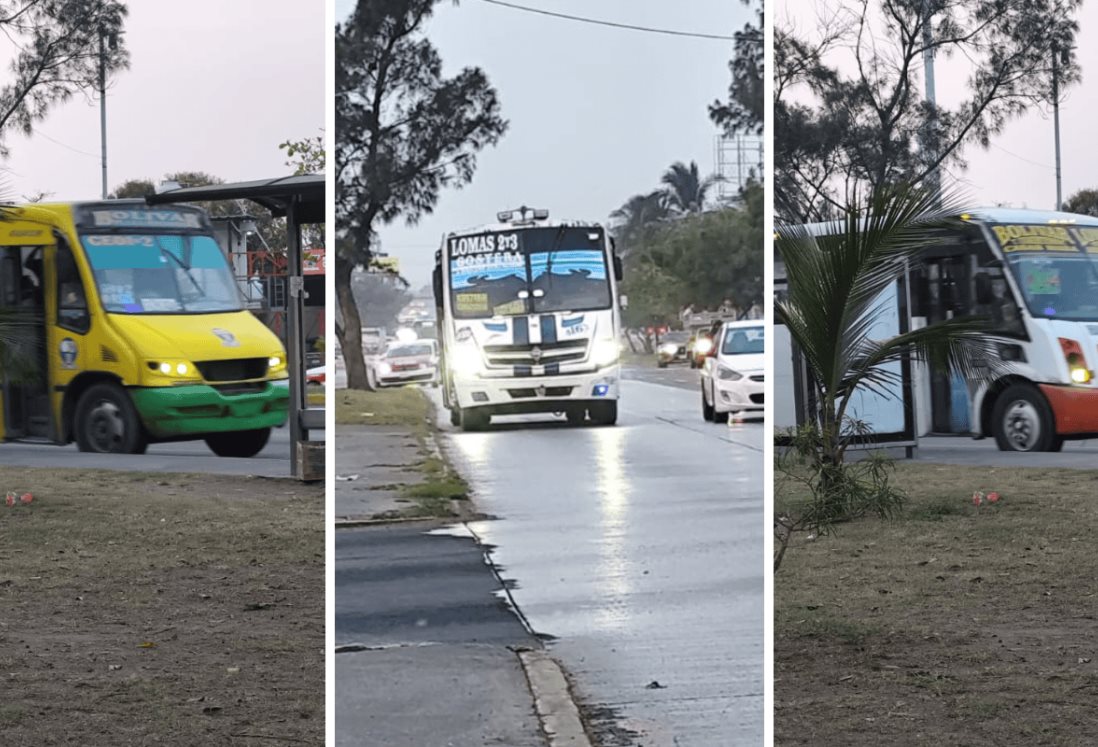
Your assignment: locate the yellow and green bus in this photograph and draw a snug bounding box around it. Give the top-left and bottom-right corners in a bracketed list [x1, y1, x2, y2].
[0, 201, 289, 456]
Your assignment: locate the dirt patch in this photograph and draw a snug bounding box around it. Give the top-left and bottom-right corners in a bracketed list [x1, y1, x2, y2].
[0, 467, 323, 746]
[776, 462, 1098, 746]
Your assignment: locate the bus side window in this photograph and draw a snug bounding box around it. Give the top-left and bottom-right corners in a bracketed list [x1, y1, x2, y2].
[56, 241, 90, 334]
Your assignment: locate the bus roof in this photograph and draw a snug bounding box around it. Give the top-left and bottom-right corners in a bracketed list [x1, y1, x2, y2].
[443, 219, 603, 240]
[791, 206, 1098, 238]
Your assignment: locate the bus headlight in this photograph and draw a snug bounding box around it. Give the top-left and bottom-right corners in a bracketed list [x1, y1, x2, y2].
[592, 338, 619, 367]
[1060, 338, 1093, 384]
[450, 346, 483, 377]
[147, 360, 197, 378]
[268, 355, 287, 374]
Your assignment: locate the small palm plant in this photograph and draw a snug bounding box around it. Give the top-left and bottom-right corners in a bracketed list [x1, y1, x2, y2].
[774, 185, 1000, 570]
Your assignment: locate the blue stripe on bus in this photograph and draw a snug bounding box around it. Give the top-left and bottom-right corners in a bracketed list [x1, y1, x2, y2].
[514, 365, 532, 377]
[513, 317, 529, 346]
[483, 321, 507, 333]
[540, 315, 557, 344]
[562, 315, 584, 328]
[545, 363, 560, 375]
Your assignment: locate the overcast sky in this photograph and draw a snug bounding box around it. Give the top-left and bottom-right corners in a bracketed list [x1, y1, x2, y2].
[336, 0, 745, 291]
[1, 1, 324, 202]
[781, 2, 1098, 214]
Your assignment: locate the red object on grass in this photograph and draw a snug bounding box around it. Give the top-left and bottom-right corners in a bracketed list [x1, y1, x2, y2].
[987, 492, 1000, 503]
[20, 493, 32, 504]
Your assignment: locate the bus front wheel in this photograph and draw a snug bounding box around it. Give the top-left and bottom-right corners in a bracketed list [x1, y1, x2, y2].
[589, 401, 617, 426]
[460, 408, 490, 432]
[991, 384, 1063, 452]
[205, 428, 271, 458]
[74, 383, 148, 455]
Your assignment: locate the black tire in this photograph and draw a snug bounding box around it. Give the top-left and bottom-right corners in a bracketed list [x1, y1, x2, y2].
[701, 381, 715, 422]
[589, 401, 617, 426]
[566, 408, 586, 426]
[657, 360, 668, 369]
[990, 384, 1060, 452]
[461, 408, 490, 432]
[690, 358, 697, 370]
[449, 407, 461, 427]
[204, 428, 271, 458]
[74, 383, 148, 454]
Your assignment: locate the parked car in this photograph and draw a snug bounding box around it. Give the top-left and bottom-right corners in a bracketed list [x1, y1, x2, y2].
[656, 330, 691, 368]
[700, 321, 764, 422]
[306, 365, 325, 386]
[367, 340, 439, 389]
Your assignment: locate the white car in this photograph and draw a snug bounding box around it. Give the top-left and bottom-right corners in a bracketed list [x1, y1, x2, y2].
[700, 321, 764, 422]
[367, 340, 439, 389]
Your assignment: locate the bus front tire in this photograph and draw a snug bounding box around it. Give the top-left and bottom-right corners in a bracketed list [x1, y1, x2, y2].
[74, 383, 148, 455]
[205, 428, 271, 458]
[461, 408, 490, 432]
[566, 408, 586, 426]
[991, 384, 1062, 452]
[589, 401, 617, 426]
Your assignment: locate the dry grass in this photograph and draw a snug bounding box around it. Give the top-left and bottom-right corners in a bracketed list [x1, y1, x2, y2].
[775, 461, 1098, 746]
[335, 386, 429, 429]
[0, 467, 324, 746]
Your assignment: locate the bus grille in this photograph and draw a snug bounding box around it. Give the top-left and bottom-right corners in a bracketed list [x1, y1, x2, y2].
[195, 358, 268, 382]
[482, 339, 587, 367]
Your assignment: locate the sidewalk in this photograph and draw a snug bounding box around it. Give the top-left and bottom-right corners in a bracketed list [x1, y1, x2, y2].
[335, 424, 426, 521]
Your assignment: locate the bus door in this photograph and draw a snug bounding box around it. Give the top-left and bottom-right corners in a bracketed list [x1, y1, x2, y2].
[0, 243, 50, 439]
[915, 250, 977, 433]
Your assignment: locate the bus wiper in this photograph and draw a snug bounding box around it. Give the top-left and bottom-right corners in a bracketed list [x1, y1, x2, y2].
[159, 247, 206, 299]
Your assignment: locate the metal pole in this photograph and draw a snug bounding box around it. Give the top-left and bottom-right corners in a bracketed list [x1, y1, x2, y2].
[286, 198, 304, 477]
[1053, 43, 1063, 211]
[99, 28, 108, 199]
[921, 0, 940, 204]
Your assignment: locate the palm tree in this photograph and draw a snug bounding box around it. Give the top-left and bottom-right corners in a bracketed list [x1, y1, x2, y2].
[609, 190, 672, 254]
[776, 184, 999, 481]
[660, 161, 720, 214]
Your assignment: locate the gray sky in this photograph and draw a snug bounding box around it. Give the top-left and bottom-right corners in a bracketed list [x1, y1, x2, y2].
[336, 0, 745, 291]
[2, 0, 324, 202]
[781, 2, 1098, 213]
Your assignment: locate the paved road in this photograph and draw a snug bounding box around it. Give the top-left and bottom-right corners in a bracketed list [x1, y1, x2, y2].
[0, 424, 310, 477]
[916, 435, 1098, 469]
[335, 524, 545, 747]
[622, 362, 699, 391]
[430, 375, 764, 745]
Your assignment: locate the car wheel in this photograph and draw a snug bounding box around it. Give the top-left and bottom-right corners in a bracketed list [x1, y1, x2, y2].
[205, 428, 271, 458]
[991, 384, 1060, 452]
[589, 401, 617, 426]
[74, 383, 148, 454]
[701, 381, 714, 422]
[657, 360, 667, 369]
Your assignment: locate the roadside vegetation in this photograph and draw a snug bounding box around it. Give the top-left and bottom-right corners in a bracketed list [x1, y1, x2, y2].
[335, 386, 471, 520]
[0, 467, 323, 746]
[776, 461, 1098, 745]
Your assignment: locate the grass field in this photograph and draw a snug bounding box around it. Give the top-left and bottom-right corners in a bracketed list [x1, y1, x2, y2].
[0, 468, 323, 746]
[775, 461, 1098, 746]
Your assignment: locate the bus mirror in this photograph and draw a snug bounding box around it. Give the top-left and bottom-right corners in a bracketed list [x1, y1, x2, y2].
[432, 266, 442, 306]
[613, 255, 623, 282]
[620, 294, 629, 310]
[974, 272, 994, 305]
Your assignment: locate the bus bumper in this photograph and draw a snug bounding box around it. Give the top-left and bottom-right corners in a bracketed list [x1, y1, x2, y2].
[130, 381, 290, 438]
[453, 367, 620, 413]
[1039, 383, 1098, 436]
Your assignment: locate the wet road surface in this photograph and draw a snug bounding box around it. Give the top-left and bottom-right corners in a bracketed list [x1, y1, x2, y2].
[622, 362, 699, 391]
[0, 425, 303, 477]
[916, 435, 1098, 469]
[430, 375, 764, 745]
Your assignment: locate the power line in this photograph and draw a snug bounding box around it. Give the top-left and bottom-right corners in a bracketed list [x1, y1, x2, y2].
[477, 0, 736, 41]
[990, 142, 1054, 171]
[32, 128, 100, 160]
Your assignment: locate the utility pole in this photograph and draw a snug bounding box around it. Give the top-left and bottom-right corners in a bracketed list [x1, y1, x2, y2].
[921, 0, 940, 205]
[1052, 41, 1063, 211]
[98, 25, 107, 199]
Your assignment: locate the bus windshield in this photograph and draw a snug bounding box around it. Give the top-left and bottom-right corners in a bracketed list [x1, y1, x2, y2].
[448, 226, 611, 319]
[1006, 254, 1098, 321]
[81, 234, 243, 314]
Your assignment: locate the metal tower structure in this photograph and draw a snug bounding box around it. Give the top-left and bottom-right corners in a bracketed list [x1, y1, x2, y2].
[715, 133, 764, 201]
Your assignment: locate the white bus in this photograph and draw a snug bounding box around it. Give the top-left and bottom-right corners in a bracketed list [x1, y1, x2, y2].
[778, 207, 1098, 452]
[432, 208, 624, 431]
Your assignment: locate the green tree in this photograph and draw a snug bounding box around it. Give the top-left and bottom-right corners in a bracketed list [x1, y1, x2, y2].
[280, 132, 325, 176]
[776, 0, 1081, 222]
[0, 0, 129, 157]
[660, 160, 720, 214]
[1062, 189, 1098, 217]
[336, 0, 507, 389]
[774, 185, 999, 570]
[610, 190, 671, 254]
[710, 0, 763, 136]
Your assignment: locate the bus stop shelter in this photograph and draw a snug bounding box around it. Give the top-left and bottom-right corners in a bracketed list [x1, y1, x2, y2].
[146, 174, 325, 480]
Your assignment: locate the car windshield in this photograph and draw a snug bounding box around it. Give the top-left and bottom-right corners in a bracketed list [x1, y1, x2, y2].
[722, 326, 764, 355]
[82, 234, 242, 314]
[387, 343, 433, 358]
[448, 227, 611, 319]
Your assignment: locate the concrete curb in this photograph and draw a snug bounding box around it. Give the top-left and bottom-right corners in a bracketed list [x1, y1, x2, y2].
[334, 516, 440, 528]
[518, 649, 593, 747]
